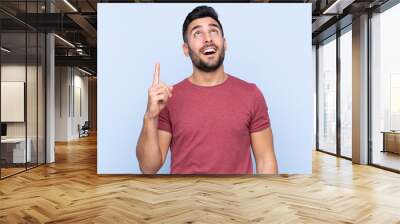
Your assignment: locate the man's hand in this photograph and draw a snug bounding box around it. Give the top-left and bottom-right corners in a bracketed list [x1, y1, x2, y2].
[136, 63, 173, 174]
[145, 63, 173, 119]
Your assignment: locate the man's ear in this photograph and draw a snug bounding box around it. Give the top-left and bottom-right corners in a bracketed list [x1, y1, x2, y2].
[224, 38, 227, 52]
[182, 42, 189, 57]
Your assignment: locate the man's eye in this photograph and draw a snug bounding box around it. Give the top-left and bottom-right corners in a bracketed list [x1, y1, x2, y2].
[194, 31, 201, 36]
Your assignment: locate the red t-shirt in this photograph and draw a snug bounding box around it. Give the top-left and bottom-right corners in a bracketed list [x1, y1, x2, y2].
[158, 74, 270, 174]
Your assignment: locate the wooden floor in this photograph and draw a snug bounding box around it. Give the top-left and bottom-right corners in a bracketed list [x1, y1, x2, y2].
[1, 135, 400, 223]
[1, 163, 45, 178]
[0, 167, 26, 178]
[372, 150, 400, 171]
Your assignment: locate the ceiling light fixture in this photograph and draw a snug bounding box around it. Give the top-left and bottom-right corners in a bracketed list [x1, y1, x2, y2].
[63, 0, 78, 12]
[54, 34, 75, 48]
[78, 67, 93, 76]
[323, 0, 354, 15]
[1, 47, 11, 53]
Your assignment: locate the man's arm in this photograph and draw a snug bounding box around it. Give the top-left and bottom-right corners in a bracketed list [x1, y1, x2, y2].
[251, 127, 278, 174]
[136, 117, 171, 174]
[136, 63, 173, 174]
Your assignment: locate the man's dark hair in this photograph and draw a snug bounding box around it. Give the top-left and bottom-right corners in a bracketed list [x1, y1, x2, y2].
[182, 6, 224, 43]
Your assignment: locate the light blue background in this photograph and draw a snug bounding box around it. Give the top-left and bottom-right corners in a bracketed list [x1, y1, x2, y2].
[98, 3, 313, 174]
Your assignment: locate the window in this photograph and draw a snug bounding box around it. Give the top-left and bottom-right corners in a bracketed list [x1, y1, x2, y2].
[339, 28, 352, 158]
[318, 36, 337, 154]
[371, 2, 400, 171]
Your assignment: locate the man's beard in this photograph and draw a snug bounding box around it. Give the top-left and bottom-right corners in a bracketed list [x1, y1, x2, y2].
[189, 45, 225, 72]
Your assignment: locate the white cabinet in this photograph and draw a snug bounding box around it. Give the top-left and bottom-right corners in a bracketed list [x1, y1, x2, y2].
[1, 138, 32, 163]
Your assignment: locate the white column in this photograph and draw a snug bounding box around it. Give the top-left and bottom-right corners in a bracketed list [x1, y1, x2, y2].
[46, 33, 55, 163]
[46, 1, 56, 163]
[352, 14, 369, 164]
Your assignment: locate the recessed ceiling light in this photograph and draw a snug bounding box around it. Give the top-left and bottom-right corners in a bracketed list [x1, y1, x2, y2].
[1, 47, 11, 53]
[323, 0, 354, 15]
[78, 67, 93, 76]
[63, 0, 78, 12]
[54, 34, 75, 48]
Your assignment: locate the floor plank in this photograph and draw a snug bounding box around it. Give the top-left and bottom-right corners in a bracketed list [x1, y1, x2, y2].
[0, 134, 399, 223]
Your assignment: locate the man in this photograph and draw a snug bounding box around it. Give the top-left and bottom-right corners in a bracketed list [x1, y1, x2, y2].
[136, 6, 278, 174]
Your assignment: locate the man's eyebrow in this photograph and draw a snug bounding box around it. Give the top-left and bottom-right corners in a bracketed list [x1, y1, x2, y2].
[209, 23, 221, 30]
[190, 25, 201, 33]
[190, 23, 221, 33]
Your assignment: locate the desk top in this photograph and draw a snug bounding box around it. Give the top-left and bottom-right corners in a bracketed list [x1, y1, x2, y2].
[381, 131, 400, 134]
[1, 138, 29, 143]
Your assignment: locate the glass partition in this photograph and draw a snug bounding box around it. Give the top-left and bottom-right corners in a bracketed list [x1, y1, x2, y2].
[317, 36, 337, 155]
[38, 32, 45, 165]
[1, 31, 28, 177]
[27, 31, 38, 169]
[0, 1, 46, 179]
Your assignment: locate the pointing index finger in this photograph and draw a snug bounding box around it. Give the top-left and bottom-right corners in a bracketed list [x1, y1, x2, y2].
[152, 63, 160, 87]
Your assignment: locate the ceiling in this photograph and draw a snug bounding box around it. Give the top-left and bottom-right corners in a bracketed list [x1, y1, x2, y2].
[0, 0, 394, 75]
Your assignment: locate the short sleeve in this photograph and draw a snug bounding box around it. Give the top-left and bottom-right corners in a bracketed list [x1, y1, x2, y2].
[157, 106, 172, 133]
[249, 85, 271, 133]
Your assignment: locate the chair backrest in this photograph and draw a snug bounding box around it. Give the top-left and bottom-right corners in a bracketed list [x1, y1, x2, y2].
[82, 121, 90, 129]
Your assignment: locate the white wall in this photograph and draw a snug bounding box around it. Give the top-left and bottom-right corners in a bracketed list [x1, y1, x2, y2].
[73, 73, 89, 137]
[1, 65, 26, 130]
[55, 67, 89, 141]
[55, 66, 69, 141]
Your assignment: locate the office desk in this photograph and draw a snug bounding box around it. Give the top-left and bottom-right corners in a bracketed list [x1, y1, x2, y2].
[1, 138, 31, 163]
[382, 131, 400, 154]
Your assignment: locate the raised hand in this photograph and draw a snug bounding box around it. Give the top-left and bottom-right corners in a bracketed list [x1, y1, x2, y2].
[145, 63, 173, 119]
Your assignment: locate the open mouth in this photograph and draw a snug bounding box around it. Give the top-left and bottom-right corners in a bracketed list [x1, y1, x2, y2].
[201, 46, 217, 56]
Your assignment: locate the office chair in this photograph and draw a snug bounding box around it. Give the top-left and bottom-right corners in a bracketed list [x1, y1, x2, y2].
[79, 121, 90, 138]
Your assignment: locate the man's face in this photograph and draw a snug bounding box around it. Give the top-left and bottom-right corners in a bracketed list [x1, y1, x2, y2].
[183, 17, 226, 72]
